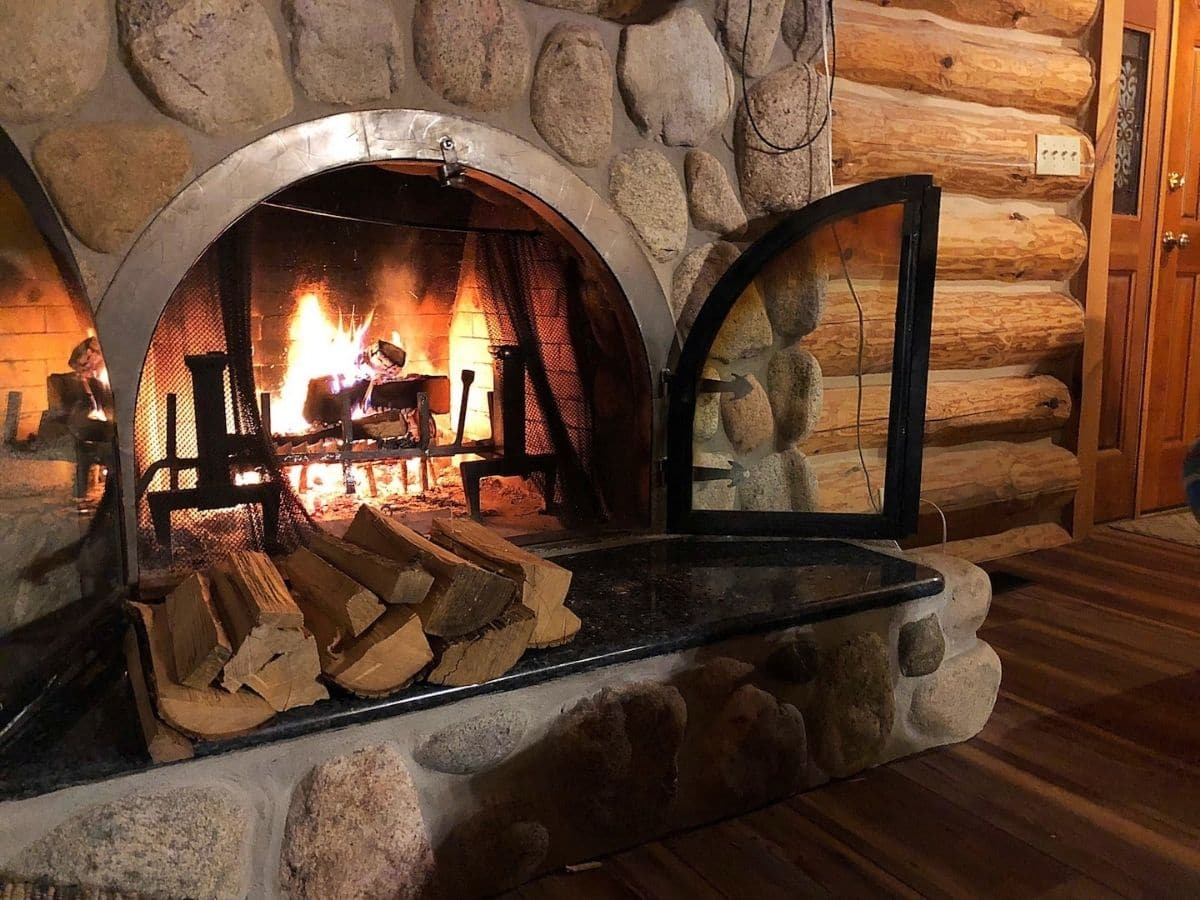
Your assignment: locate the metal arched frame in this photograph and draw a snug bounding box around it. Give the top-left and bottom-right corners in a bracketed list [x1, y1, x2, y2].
[665, 175, 941, 539]
[96, 110, 675, 580]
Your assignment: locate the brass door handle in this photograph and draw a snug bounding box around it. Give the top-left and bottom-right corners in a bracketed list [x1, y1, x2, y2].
[1165, 231, 1180, 250]
[1169, 171, 1187, 191]
[1181, 232, 1192, 249]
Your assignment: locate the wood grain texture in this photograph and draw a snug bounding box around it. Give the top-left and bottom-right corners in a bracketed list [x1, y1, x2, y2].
[810, 375, 1072, 454]
[308, 529, 435, 605]
[861, 0, 1100, 38]
[833, 95, 1095, 201]
[427, 603, 537, 687]
[935, 522, 1073, 562]
[124, 625, 194, 764]
[517, 530, 1200, 899]
[806, 288, 1084, 376]
[281, 547, 385, 638]
[164, 571, 231, 689]
[837, 6, 1094, 114]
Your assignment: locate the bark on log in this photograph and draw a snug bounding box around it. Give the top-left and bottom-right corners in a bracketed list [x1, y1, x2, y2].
[862, 0, 1100, 38]
[934, 522, 1072, 563]
[345, 506, 518, 638]
[832, 95, 1094, 201]
[427, 604, 537, 687]
[281, 547, 386, 638]
[308, 529, 435, 605]
[806, 288, 1084, 376]
[837, 7, 1093, 114]
[124, 625, 194, 763]
[811, 441, 1081, 514]
[165, 572, 231, 690]
[809, 375, 1072, 454]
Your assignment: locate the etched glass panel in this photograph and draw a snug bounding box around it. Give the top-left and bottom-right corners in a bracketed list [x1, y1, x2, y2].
[1115, 28, 1151, 216]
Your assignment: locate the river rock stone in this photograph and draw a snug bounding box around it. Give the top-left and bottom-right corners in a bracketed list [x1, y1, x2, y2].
[609, 148, 688, 262]
[550, 681, 687, 835]
[740, 448, 818, 512]
[711, 286, 775, 362]
[717, 0, 786, 76]
[759, 238, 828, 340]
[6, 786, 246, 899]
[671, 241, 742, 329]
[284, 0, 403, 105]
[526, 0, 649, 21]
[280, 744, 435, 900]
[767, 345, 823, 444]
[413, 0, 530, 111]
[909, 641, 1001, 743]
[762, 632, 819, 683]
[782, 0, 826, 59]
[685, 150, 748, 236]
[695, 363, 722, 443]
[721, 374, 773, 454]
[33, 124, 192, 254]
[704, 684, 807, 807]
[899, 613, 946, 677]
[813, 632, 894, 777]
[618, 8, 736, 146]
[413, 707, 529, 775]
[531, 24, 613, 167]
[681, 656, 756, 707]
[118, 0, 293, 136]
[694, 451, 737, 510]
[436, 803, 549, 896]
[910, 550, 992, 655]
[0, 0, 109, 122]
[735, 62, 832, 217]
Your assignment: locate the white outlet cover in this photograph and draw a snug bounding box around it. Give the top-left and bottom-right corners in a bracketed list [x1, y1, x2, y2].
[1036, 134, 1083, 177]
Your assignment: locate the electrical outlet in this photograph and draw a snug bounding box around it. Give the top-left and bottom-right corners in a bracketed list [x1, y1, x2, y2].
[1036, 135, 1083, 177]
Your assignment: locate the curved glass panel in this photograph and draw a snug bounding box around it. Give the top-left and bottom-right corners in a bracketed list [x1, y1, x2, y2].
[667, 177, 940, 538]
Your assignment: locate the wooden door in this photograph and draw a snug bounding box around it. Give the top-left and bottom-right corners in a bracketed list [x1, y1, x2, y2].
[1097, 0, 1172, 521]
[1141, 0, 1200, 511]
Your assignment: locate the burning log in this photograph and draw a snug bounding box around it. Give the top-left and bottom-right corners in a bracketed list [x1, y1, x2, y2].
[344, 505, 518, 638]
[431, 516, 580, 649]
[300, 373, 453, 426]
[426, 603, 537, 687]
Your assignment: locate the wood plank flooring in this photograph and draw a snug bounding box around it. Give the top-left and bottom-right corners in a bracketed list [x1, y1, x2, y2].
[512, 529, 1200, 899]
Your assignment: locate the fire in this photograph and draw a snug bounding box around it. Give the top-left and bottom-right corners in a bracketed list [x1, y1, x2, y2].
[273, 289, 375, 434]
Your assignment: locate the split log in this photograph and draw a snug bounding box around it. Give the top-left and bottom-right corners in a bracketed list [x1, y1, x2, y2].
[836, 6, 1094, 115]
[832, 94, 1095, 201]
[242, 634, 328, 712]
[130, 603, 275, 740]
[809, 375, 1072, 454]
[298, 599, 434, 698]
[805, 288, 1084, 376]
[165, 572, 232, 689]
[935, 523, 1073, 563]
[430, 517, 578, 647]
[862, 0, 1100, 38]
[124, 625, 194, 763]
[345, 506, 518, 638]
[427, 604, 537, 687]
[281, 547, 386, 638]
[308, 529, 434, 605]
[811, 441, 1081, 514]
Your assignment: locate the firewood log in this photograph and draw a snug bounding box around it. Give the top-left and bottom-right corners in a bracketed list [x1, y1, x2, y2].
[124, 625, 194, 763]
[344, 506, 518, 638]
[165, 571, 232, 689]
[308, 529, 435, 605]
[281, 547, 386, 638]
[242, 633, 328, 712]
[426, 604, 537, 687]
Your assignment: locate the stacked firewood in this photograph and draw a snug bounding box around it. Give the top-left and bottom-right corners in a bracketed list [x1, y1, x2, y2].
[128, 507, 579, 751]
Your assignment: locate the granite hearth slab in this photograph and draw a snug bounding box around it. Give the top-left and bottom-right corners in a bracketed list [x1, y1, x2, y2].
[0, 537, 940, 802]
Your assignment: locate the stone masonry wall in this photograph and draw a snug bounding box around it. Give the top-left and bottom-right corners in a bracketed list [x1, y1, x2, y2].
[0, 549, 999, 899]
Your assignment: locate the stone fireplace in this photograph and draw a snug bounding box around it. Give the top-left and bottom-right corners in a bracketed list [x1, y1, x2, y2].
[0, 2, 1004, 897]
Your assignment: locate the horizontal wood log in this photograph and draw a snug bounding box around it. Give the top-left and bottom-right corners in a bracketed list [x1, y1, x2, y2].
[837, 206, 1088, 283]
[832, 95, 1095, 201]
[809, 375, 1072, 454]
[130, 602, 275, 740]
[811, 441, 1081, 514]
[282, 547, 386, 638]
[837, 7, 1093, 114]
[165, 572, 231, 690]
[308, 529, 435, 605]
[209, 561, 309, 693]
[806, 288, 1084, 376]
[862, 0, 1100, 38]
[345, 506, 518, 638]
[934, 523, 1073, 563]
[427, 604, 537, 687]
[299, 599, 434, 697]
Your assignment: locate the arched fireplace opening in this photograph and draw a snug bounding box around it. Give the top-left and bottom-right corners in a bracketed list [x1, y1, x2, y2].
[133, 161, 653, 579]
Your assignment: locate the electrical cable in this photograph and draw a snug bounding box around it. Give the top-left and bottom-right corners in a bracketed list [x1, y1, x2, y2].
[921, 498, 949, 545]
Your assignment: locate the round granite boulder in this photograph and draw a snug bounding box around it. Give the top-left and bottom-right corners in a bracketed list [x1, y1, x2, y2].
[898, 613, 946, 678]
[671, 240, 742, 328]
[685, 150, 748, 236]
[0, 0, 109, 122]
[716, 0, 786, 76]
[759, 238, 828, 340]
[435, 803, 549, 897]
[909, 641, 1001, 743]
[739, 448, 818, 512]
[720, 374, 773, 454]
[413, 706, 529, 775]
[284, 0, 403, 105]
[617, 7, 735, 146]
[609, 148, 688, 262]
[413, 0, 531, 111]
[813, 632, 894, 777]
[703, 684, 808, 807]
[767, 345, 823, 445]
[531, 24, 613, 167]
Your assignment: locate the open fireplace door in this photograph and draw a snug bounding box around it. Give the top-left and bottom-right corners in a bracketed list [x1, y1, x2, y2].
[665, 176, 941, 539]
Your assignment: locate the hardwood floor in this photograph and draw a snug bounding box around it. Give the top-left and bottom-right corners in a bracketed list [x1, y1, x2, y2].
[512, 529, 1200, 899]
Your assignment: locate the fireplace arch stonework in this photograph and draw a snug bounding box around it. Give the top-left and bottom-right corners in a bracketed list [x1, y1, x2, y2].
[94, 110, 675, 577]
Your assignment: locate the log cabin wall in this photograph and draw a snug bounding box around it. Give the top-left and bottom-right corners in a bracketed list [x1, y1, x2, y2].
[824, 0, 1101, 555]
